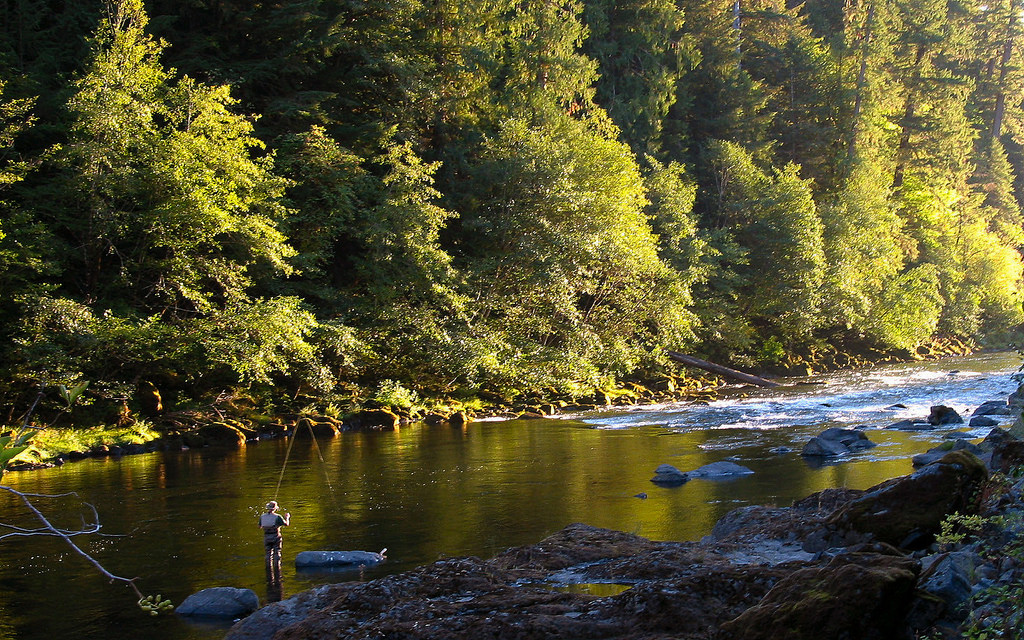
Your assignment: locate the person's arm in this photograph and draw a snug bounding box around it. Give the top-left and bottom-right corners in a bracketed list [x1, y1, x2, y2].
[281, 512, 290, 526]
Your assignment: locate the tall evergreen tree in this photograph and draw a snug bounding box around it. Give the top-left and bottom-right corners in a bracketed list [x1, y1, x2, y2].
[583, 0, 690, 158]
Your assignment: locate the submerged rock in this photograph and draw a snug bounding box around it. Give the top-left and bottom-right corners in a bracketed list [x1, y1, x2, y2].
[686, 461, 754, 478]
[969, 415, 999, 427]
[886, 419, 935, 431]
[177, 587, 259, 618]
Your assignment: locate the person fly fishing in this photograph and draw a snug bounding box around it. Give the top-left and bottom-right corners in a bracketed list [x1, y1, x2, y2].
[259, 501, 291, 568]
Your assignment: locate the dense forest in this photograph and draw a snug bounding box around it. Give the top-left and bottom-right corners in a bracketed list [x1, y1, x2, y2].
[2, 0, 1024, 419]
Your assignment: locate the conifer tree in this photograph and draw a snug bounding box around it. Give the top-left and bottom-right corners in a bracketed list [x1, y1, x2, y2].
[583, 0, 689, 158]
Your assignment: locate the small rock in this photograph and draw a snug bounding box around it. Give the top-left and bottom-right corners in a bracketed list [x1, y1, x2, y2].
[886, 419, 934, 431]
[918, 551, 977, 619]
[650, 464, 688, 486]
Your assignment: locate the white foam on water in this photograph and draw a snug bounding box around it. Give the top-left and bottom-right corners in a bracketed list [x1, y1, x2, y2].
[579, 352, 1021, 436]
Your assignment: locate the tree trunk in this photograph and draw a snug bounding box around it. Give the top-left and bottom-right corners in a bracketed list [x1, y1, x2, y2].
[666, 351, 780, 387]
[991, 8, 1018, 141]
[848, 1, 875, 162]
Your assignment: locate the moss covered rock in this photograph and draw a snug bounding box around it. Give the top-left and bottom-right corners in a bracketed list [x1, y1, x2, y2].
[344, 410, 398, 431]
[198, 422, 247, 447]
[296, 416, 342, 436]
[720, 553, 920, 640]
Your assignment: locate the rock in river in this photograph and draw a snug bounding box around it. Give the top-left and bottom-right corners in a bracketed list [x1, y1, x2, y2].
[686, 461, 754, 478]
[928, 405, 964, 425]
[650, 463, 688, 485]
[177, 587, 260, 618]
[295, 550, 386, 568]
[972, 400, 1014, 416]
[801, 427, 876, 457]
[911, 439, 982, 468]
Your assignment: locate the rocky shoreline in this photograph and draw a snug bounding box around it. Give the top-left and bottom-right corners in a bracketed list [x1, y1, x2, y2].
[215, 383, 1024, 640]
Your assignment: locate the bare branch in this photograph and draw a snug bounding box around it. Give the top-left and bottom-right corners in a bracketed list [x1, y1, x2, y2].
[0, 484, 144, 600]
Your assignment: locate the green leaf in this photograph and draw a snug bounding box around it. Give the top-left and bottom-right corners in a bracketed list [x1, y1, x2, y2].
[66, 381, 89, 405]
[0, 445, 29, 468]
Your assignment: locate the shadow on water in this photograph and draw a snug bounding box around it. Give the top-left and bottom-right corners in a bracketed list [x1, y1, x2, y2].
[0, 351, 1020, 640]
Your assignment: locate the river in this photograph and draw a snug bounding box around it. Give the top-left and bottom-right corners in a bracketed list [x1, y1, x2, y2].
[0, 351, 1020, 640]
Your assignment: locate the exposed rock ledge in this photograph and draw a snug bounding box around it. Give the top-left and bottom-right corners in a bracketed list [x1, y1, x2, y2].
[225, 443, 1022, 640]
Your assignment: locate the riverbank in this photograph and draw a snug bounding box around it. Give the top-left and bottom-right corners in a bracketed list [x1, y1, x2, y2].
[6, 339, 982, 473]
[221, 394, 1024, 639]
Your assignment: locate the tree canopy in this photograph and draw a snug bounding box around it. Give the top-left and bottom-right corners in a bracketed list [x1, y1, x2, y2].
[1, 0, 1023, 416]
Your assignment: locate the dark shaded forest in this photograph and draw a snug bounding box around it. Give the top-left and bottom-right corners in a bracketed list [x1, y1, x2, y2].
[2, 0, 1023, 418]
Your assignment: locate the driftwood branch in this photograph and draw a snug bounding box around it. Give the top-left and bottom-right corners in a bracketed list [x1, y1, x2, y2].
[666, 351, 780, 388]
[0, 485, 144, 600]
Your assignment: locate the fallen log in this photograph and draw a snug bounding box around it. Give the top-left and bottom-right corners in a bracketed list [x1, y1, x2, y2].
[666, 351, 780, 388]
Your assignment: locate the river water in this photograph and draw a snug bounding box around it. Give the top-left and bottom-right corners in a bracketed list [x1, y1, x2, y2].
[0, 351, 1020, 640]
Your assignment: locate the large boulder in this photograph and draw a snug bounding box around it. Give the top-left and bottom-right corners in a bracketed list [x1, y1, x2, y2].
[826, 450, 988, 549]
[1010, 414, 1024, 439]
[720, 552, 920, 640]
[990, 440, 1024, 473]
[295, 550, 386, 569]
[177, 587, 260, 618]
[801, 427, 876, 457]
[1008, 383, 1024, 407]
